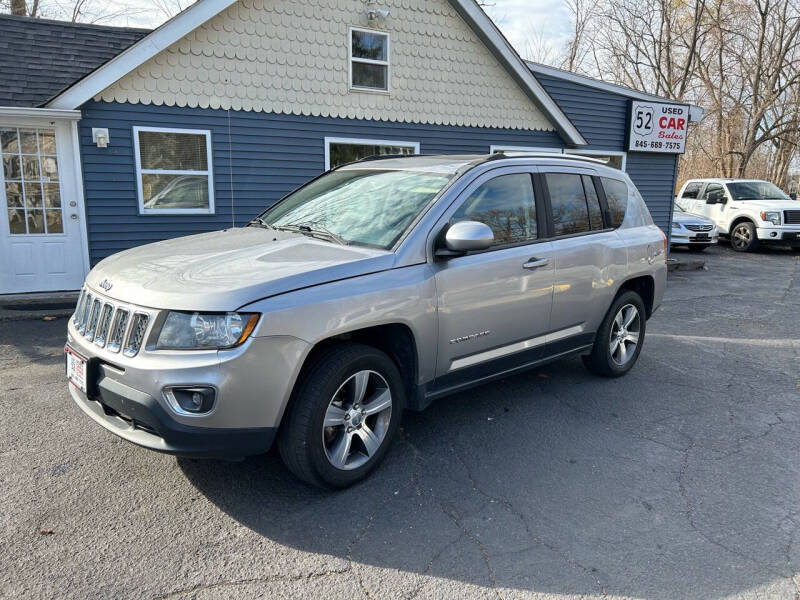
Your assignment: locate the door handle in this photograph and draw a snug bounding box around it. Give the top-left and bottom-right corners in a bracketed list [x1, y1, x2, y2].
[523, 257, 550, 269]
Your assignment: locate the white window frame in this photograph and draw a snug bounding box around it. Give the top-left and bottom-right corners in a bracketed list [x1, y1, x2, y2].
[133, 125, 214, 215]
[324, 137, 420, 171]
[349, 27, 390, 94]
[489, 145, 564, 155]
[565, 149, 627, 171]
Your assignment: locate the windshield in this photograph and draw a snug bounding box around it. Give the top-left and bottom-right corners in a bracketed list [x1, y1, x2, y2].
[258, 169, 453, 249]
[725, 181, 790, 201]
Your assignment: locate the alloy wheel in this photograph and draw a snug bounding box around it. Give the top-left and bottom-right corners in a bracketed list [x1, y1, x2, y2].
[609, 304, 641, 366]
[322, 370, 393, 470]
[732, 225, 752, 250]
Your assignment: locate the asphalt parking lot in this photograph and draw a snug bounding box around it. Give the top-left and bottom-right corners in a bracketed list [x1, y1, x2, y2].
[2, 243, 800, 600]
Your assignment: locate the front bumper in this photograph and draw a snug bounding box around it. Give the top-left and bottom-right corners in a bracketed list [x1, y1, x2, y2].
[65, 292, 310, 458]
[755, 226, 800, 243]
[68, 372, 275, 458]
[670, 229, 719, 245]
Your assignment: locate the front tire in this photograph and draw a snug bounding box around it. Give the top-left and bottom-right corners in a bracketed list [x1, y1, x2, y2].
[278, 343, 404, 489]
[730, 222, 759, 252]
[583, 290, 646, 378]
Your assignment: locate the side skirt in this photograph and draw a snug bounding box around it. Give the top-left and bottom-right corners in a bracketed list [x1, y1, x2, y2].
[409, 333, 594, 411]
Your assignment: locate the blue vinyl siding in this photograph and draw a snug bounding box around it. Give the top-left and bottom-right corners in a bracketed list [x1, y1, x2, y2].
[79, 101, 563, 265]
[534, 73, 679, 232]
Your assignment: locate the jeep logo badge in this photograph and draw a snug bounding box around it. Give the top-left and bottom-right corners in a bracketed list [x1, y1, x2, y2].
[99, 279, 113, 291]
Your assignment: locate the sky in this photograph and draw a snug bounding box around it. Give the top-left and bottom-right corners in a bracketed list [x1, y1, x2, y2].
[104, 0, 572, 64]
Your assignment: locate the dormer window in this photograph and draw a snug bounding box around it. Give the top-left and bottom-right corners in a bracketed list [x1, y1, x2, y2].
[350, 28, 389, 92]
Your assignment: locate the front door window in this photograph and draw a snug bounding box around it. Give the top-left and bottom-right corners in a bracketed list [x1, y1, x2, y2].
[1, 127, 62, 235]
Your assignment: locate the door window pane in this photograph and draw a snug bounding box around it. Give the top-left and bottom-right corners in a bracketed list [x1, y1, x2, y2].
[1, 128, 18, 153]
[7, 209, 25, 233]
[546, 173, 590, 236]
[43, 183, 61, 208]
[601, 177, 628, 228]
[3, 155, 20, 180]
[452, 173, 537, 245]
[26, 210, 44, 233]
[22, 156, 40, 180]
[46, 209, 63, 233]
[681, 182, 701, 199]
[41, 156, 58, 181]
[38, 131, 56, 154]
[19, 129, 37, 154]
[5, 182, 22, 207]
[583, 175, 604, 230]
[25, 183, 43, 209]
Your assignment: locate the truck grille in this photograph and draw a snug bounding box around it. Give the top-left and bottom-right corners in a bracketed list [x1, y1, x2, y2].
[785, 210, 800, 225]
[685, 224, 713, 232]
[71, 288, 152, 357]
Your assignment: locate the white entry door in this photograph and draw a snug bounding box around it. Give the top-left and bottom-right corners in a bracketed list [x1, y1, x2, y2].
[0, 120, 88, 294]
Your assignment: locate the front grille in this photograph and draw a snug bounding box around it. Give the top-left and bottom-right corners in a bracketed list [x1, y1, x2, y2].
[94, 304, 114, 347]
[785, 210, 800, 225]
[72, 287, 152, 358]
[123, 314, 149, 357]
[685, 224, 713, 232]
[107, 310, 129, 354]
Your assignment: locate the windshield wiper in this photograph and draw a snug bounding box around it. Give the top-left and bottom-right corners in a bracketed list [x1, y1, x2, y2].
[248, 216, 275, 230]
[274, 222, 349, 245]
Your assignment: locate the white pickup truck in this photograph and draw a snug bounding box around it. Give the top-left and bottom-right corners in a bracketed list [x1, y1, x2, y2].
[675, 178, 800, 252]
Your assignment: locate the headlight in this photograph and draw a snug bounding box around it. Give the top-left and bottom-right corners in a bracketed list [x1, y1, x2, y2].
[761, 211, 781, 225]
[156, 312, 259, 349]
[672, 221, 682, 230]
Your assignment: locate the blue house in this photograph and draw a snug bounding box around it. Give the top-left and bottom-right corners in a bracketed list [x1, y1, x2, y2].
[0, 1, 701, 294]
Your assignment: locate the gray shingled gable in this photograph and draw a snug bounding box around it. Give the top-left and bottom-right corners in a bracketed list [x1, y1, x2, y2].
[0, 14, 150, 108]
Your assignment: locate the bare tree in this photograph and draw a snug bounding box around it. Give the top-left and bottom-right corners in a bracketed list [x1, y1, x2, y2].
[2, 0, 145, 23]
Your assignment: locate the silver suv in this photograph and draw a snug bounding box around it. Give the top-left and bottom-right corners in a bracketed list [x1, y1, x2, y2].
[66, 154, 667, 488]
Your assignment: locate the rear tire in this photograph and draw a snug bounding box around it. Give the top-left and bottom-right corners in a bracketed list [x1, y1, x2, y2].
[730, 222, 759, 252]
[583, 290, 646, 378]
[278, 343, 404, 489]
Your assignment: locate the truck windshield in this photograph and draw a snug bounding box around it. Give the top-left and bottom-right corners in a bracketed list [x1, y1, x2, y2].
[258, 169, 453, 249]
[725, 181, 790, 201]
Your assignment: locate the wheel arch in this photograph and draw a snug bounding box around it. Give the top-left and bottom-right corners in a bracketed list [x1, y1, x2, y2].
[729, 215, 757, 234]
[617, 275, 655, 319]
[283, 323, 420, 427]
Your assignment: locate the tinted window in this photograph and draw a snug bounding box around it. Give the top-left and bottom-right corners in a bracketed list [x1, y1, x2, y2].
[703, 183, 724, 201]
[546, 173, 591, 236]
[682, 182, 701, 199]
[452, 173, 536, 245]
[601, 177, 628, 228]
[582, 175, 604, 230]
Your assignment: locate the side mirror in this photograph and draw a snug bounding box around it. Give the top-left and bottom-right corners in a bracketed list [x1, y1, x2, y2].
[437, 221, 494, 255]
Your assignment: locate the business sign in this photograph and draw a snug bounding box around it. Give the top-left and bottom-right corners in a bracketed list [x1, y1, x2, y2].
[628, 101, 689, 154]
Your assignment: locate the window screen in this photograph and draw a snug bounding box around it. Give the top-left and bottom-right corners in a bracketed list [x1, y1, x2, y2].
[546, 173, 591, 236]
[451, 173, 537, 246]
[601, 177, 628, 228]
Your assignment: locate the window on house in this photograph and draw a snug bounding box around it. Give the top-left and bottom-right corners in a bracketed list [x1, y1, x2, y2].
[350, 28, 389, 91]
[452, 174, 537, 246]
[134, 127, 213, 214]
[325, 138, 419, 170]
[545, 173, 591, 236]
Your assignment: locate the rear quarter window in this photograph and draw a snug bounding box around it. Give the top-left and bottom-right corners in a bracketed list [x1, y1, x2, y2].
[601, 177, 628, 228]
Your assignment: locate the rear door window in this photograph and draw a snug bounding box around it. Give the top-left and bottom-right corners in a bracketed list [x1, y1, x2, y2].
[582, 175, 604, 230]
[601, 177, 628, 228]
[545, 173, 591, 236]
[681, 182, 702, 199]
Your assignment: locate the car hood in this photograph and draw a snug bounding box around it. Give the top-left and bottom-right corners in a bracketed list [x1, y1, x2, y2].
[673, 211, 714, 225]
[85, 228, 395, 311]
[730, 199, 800, 211]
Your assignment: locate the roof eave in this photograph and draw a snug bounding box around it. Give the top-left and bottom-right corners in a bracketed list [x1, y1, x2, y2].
[527, 61, 705, 122]
[45, 0, 237, 110]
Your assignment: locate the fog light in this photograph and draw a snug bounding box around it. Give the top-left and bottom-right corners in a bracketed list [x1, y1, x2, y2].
[164, 386, 215, 415]
[770, 232, 778, 237]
